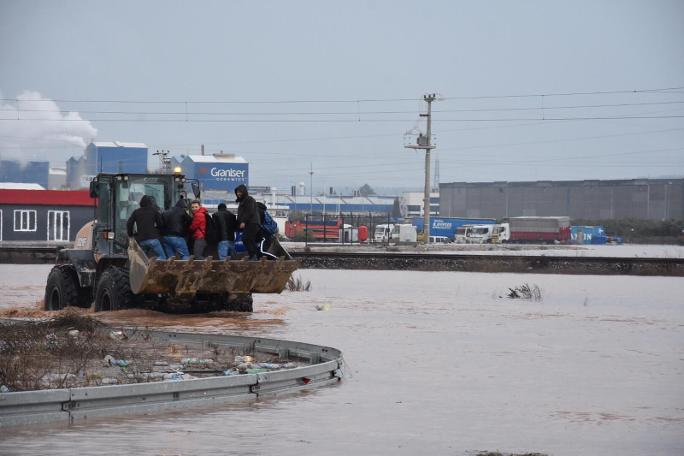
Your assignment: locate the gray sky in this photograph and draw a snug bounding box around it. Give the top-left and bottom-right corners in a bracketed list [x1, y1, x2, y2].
[1, 0, 683, 193]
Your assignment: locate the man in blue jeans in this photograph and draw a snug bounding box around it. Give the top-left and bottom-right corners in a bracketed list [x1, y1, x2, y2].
[213, 203, 238, 260]
[126, 195, 167, 259]
[161, 198, 192, 259]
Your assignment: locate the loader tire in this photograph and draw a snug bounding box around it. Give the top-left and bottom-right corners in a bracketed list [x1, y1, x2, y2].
[44, 265, 80, 311]
[94, 267, 134, 312]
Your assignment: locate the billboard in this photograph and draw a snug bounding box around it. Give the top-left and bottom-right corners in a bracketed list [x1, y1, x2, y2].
[189, 161, 249, 192]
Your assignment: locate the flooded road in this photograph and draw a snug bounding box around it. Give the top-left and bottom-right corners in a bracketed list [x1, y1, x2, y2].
[1, 265, 683, 455]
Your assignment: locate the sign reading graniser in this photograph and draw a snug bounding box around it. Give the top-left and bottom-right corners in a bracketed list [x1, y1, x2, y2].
[195, 163, 249, 191]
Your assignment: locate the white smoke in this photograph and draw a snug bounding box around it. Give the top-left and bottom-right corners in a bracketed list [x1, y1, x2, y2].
[0, 90, 97, 164]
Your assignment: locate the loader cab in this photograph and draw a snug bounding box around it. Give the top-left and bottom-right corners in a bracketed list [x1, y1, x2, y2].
[90, 173, 195, 255]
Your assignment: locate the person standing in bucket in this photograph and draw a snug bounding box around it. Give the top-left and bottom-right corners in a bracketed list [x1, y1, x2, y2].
[213, 203, 238, 260]
[161, 198, 192, 259]
[189, 199, 208, 259]
[126, 195, 167, 259]
[235, 184, 260, 260]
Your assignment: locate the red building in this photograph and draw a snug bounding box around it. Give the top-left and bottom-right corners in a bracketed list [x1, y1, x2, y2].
[0, 189, 95, 242]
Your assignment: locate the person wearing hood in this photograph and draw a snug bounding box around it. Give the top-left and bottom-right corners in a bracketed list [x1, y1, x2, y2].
[213, 203, 238, 260]
[126, 195, 167, 259]
[162, 198, 192, 259]
[189, 199, 208, 259]
[235, 184, 260, 260]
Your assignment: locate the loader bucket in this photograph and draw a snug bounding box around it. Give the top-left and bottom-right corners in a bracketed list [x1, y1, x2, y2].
[128, 238, 299, 296]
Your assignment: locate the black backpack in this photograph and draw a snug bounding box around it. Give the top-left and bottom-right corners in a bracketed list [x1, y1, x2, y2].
[204, 212, 219, 245]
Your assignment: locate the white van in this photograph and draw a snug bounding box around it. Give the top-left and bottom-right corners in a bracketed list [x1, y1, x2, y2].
[428, 235, 452, 244]
[374, 224, 394, 242]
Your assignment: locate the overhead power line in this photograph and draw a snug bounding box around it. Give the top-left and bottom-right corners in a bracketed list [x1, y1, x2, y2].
[2, 115, 683, 123]
[0, 85, 682, 105]
[4, 100, 684, 116]
[440, 85, 684, 100]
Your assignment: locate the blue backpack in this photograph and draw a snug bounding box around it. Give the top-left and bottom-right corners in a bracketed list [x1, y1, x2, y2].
[261, 210, 278, 236]
[257, 202, 278, 236]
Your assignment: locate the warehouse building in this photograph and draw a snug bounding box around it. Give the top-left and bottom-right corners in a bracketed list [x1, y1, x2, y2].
[66, 141, 148, 189]
[440, 178, 684, 220]
[277, 194, 395, 215]
[400, 191, 439, 218]
[48, 167, 67, 189]
[0, 160, 50, 189]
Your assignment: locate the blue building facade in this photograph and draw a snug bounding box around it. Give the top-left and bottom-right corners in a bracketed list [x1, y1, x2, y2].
[0, 160, 50, 188]
[180, 154, 249, 194]
[67, 142, 148, 188]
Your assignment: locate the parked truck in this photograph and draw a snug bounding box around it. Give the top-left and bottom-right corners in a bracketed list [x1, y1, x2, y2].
[502, 216, 571, 244]
[390, 224, 417, 244]
[411, 217, 496, 241]
[44, 172, 298, 313]
[454, 223, 510, 244]
[571, 225, 624, 245]
[374, 223, 394, 243]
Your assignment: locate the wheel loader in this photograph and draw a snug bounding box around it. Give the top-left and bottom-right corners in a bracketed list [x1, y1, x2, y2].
[44, 172, 298, 313]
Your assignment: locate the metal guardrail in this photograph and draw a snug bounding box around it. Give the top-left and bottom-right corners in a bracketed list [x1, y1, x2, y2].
[0, 329, 344, 427]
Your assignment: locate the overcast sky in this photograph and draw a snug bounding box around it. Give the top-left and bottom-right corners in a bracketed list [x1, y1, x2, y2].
[1, 0, 683, 193]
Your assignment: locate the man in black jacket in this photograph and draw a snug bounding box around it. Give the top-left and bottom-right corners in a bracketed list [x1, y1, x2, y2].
[126, 195, 167, 259]
[235, 184, 260, 260]
[213, 203, 238, 260]
[161, 198, 192, 259]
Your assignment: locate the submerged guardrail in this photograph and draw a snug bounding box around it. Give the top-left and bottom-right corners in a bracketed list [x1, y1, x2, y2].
[0, 329, 344, 427]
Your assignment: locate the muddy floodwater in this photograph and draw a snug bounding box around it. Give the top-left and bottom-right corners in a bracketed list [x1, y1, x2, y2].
[0, 265, 683, 455]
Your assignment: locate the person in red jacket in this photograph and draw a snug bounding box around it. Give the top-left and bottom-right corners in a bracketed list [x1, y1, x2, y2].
[189, 199, 208, 259]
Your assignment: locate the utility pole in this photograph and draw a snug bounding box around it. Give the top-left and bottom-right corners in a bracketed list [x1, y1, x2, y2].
[309, 163, 314, 215]
[405, 93, 437, 244]
[153, 150, 171, 173]
[432, 154, 440, 192]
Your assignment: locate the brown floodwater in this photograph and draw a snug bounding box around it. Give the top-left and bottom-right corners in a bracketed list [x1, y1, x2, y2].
[1, 265, 683, 455]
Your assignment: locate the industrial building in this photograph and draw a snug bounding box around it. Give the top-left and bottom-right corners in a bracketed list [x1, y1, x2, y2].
[0, 160, 50, 189]
[66, 141, 148, 189]
[440, 178, 684, 220]
[276, 194, 395, 215]
[400, 191, 439, 218]
[48, 168, 66, 189]
[0, 188, 94, 242]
